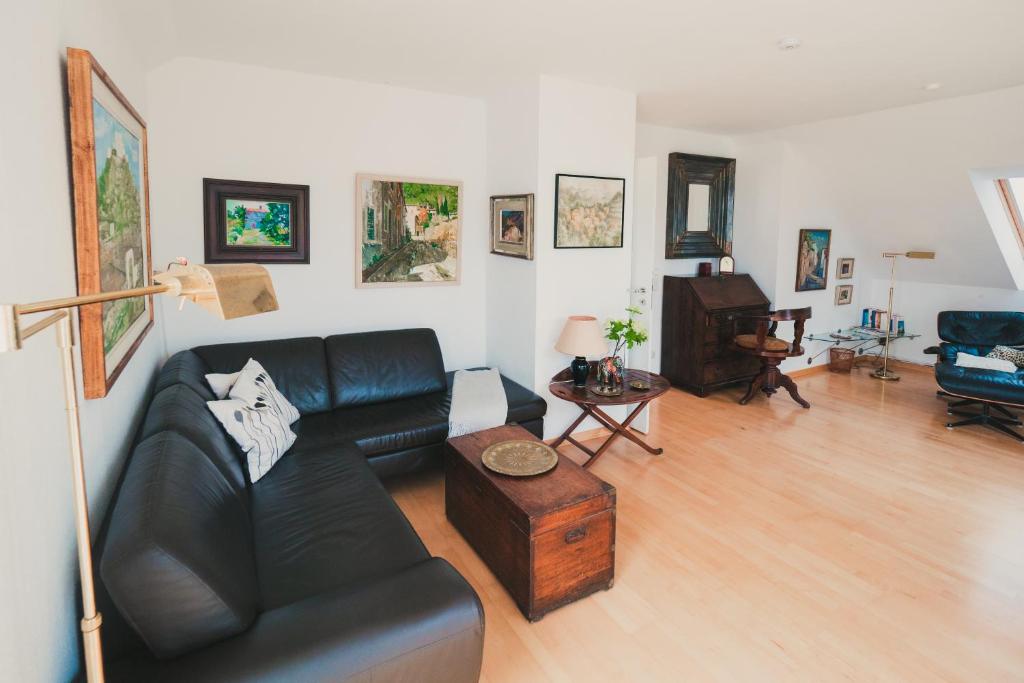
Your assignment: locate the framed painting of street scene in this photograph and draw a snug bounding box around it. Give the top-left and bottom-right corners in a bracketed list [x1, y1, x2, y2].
[490, 193, 534, 260]
[67, 47, 154, 399]
[356, 174, 462, 287]
[203, 178, 310, 264]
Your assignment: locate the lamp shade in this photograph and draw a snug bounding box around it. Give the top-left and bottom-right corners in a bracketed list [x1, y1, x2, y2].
[154, 263, 278, 319]
[555, 315, 608, 358]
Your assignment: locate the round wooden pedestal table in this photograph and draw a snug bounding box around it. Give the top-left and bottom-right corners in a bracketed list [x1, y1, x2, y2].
[548, 368, 671, 468]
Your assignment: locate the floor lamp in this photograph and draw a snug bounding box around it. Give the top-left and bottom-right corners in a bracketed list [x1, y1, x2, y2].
[872, 250, 935, 381]
[0, 262, 278, 683]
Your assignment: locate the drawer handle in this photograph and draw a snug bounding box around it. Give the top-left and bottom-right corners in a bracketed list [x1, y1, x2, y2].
[564, 526, 588, 544]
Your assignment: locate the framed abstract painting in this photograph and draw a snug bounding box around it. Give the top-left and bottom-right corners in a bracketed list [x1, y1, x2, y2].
[554, 174, 625, 248]
[203, 178, 310, 263]
[490, 193, 534, 260]
[355, 174, 462, 287]
[795, 228, 831, 292]
[67, 48, 153, 398]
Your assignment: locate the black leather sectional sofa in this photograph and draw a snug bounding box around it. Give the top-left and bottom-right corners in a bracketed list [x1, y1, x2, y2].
[90, 328, 546, 682]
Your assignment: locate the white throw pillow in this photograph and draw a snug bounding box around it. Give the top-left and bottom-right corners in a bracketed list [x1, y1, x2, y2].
[955, 352, 1016, 374]
[228, 359, 300, 425]
[207, 399, 296, 483]
[205, 371, 240, 400]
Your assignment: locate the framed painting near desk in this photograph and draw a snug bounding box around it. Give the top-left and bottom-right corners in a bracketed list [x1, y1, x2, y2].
[795, 228, 831, 292]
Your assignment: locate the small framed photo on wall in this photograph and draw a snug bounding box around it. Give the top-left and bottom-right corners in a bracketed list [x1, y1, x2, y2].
[837, 257, 855, 279]
[204, 178, 310, 264]
[835, 284, 853, 305]
[490, 194, 534, 259]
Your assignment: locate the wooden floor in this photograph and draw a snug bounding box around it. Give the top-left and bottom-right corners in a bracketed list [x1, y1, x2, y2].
[387, 365, 1024, 682]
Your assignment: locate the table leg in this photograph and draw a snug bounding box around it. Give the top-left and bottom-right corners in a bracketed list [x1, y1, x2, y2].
[550, 407, 591, 450]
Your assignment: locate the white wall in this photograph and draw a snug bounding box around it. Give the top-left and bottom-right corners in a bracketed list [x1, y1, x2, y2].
[146, 58, 489, 370]
[484, 81, 539, 387]
[724, 86, 1024, 371]
[533, 77, 638, 436]
[635, 124, 737, 372]
[0, 2, 165, 680]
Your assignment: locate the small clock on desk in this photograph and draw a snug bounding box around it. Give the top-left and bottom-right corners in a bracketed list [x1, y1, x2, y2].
[719, 255, 735, 275]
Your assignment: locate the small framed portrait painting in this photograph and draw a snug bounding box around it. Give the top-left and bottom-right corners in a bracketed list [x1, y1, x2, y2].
[795, 228, 831, 292]
[490, 194, 534, 260]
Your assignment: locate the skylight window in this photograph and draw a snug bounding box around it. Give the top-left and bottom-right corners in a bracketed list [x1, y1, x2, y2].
[996, 177, 1024, 253]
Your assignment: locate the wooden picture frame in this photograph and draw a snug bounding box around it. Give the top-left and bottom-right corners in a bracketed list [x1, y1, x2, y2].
[835, 284, 853, 305]
[67, 47, 153, 399]
[203, 178, 310, 263]
[836, 257, 855, 279]
[355, 174, 463, 287]
[554, 174, 626, 249]
[490, 194, 534, 260]
[665, 153, 735, 258]
[795, 228, 832, 292]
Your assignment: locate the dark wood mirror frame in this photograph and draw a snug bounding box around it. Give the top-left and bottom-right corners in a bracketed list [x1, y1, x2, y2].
[665, 153, 735, 259]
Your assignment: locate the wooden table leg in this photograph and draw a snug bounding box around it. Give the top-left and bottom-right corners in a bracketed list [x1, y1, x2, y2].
[550, 407, 590, 449]
[573, 401, 663, 468]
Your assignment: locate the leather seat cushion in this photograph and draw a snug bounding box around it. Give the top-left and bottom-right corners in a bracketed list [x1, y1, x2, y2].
[935, 361, 1024, 405]
[735, 334, 790, 352]
[251, 444, 429, 610]
[291, 372, 547, 459]
[193, 337, 331, 415]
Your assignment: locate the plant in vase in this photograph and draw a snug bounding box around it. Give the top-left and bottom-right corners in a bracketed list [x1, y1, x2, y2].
[600, 306, 649, 390]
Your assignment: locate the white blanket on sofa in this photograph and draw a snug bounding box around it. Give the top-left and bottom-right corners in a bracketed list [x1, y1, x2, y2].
[448, 368, 508, 438]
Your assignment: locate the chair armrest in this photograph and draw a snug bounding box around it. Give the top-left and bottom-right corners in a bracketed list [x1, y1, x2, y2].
[105, 558, 484, 683]
[923, 346, 941, 355]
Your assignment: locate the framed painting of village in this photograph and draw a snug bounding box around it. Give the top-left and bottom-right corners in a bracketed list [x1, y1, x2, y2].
[355, 174, 462, 287]
[203, 178, 310, 264]
[553, 173, 625, 248]
[67, 48, 154, 399]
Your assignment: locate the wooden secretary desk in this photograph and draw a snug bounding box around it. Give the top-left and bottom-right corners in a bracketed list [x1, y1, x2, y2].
[660, 274, 770, 397]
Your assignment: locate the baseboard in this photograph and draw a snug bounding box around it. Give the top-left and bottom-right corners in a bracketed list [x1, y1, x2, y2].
[546, 426, 610, 444]
[789, 363, 830, 379]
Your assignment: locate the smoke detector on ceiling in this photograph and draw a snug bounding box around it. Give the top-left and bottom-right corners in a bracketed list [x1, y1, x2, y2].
[778, 37, 802, 51]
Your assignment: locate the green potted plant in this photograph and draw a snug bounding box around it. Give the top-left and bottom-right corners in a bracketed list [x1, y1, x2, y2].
[598, 306, 649, 391]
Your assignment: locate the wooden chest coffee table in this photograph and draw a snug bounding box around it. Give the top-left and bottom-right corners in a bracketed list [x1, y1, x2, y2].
[445, 424, 616, 621]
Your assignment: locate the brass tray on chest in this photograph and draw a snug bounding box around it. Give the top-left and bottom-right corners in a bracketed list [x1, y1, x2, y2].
[481, 440, 559, 477]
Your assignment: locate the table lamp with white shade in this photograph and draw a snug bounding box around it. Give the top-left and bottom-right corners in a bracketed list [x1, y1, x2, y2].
[555, 315, 609, 387]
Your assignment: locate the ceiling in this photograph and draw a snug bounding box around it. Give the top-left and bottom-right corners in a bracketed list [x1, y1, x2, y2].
[122, 0, 1024, 133]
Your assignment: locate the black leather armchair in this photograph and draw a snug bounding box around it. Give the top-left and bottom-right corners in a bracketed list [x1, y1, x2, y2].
[925, 311, 1024, 442]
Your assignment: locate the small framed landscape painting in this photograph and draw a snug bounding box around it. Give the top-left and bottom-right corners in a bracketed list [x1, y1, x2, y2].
[835, 284, 853, 305]
[837, 257, 855, 279]
[204, 179, 309, 263]
[795, 228, 831, 292]
[67, 48, 154, 399]
[356, 174, 462, 287]
[554, 174, 626, 248]
[490, 194, 534, 260]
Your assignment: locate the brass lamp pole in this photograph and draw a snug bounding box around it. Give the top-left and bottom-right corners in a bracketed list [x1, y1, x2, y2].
[871, 251, 935, 382]
[0, 263, 278, 682]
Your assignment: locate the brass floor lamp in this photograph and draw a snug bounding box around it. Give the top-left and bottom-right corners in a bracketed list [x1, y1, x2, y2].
[872, 251, 935, 381]
[0, 263, 278, 683]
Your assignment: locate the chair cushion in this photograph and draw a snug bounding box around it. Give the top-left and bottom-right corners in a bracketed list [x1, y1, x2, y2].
[250, 444, 429, 610]
[735, 334, 790, 352]
[192, 337, 331, 415]
[101, 432, 259, 659]
[325, 329, 447, 409]
[935, 361, 1024, 405]
[938, 310, 1024, 347]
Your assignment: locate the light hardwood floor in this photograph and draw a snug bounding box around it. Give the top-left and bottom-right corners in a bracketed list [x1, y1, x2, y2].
[387, 364, 1024, 682]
